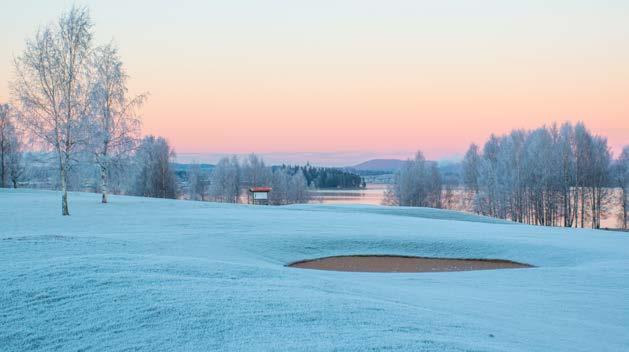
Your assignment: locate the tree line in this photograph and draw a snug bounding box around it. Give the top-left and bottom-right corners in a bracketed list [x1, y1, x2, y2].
[185, 154, 310, 205]
[278, 164, 365, 189]
[460, 122, 628, 229]
[385, 123, 628, 229]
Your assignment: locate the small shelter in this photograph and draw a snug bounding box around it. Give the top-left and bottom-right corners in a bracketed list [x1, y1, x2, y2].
[249, 187, 272, 205]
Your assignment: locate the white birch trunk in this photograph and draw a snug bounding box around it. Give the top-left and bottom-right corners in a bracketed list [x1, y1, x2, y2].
[100, 163, 108, 203]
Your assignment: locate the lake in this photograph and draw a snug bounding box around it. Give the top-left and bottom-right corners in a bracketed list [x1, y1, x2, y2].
[309, 184, 387, 205]
[310, 185, 625, 230]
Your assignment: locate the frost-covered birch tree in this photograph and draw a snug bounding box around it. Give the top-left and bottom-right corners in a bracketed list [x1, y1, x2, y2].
[269, 169, 290, 205]
[617, 146, 629, 229]
[243, 154, 271, 187]
[462, 122, 613, 228]
[88, 43, 145, 203]
[0, 104, 9, 187]
[11, 6, 93, 215]
[132, 136, 177, 199]
[188, 162, 209, 201]
[559, 123, 576, 227]
[287, 170, 310, 204]
[209, 156, 241, 203]
[385, 151, 442, 208]
[269, 168, 310, 205]
[0, 104, 24, 188]
[462, 144, 480, 193]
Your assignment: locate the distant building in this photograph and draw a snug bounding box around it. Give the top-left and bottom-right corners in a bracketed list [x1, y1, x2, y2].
[249, 187, 272, 205]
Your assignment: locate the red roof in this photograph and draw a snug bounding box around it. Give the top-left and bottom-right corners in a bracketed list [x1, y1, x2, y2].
[249, 187, 272, 192]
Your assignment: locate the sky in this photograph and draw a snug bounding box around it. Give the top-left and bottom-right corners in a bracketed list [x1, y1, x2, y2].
[1, 0, 628, 165]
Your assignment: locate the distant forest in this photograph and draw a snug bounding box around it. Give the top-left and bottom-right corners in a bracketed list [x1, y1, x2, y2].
[174, 163, 366, 189]
[276, 164, 366, 189]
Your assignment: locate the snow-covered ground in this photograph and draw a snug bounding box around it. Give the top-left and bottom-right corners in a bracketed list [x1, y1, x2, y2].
[1, 189, 628, 351]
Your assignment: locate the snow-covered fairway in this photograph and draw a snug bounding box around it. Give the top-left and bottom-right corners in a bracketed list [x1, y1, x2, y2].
[1, 189, 628, 352]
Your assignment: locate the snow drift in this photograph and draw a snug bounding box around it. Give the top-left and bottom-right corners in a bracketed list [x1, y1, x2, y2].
[1, 189, 628, 351]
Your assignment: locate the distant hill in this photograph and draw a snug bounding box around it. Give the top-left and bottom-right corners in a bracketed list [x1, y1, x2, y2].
[351, 159, 405, 172]
[351, 159, 462, 186]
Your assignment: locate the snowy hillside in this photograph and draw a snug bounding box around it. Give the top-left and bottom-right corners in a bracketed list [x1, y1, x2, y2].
[1, 189, 628, 351]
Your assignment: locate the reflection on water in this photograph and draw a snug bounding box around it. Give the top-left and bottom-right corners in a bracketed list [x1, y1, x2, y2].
[309, 184, 386, 205]
[310, 185, 624, 229]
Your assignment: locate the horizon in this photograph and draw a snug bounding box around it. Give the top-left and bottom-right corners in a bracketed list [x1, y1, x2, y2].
[174, 151, 463, 167]
[2, 1, 628, 164]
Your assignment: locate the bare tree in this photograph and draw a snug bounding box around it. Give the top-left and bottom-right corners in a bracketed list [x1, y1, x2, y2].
[0, 104, 12, 187]
[88, 43, 145, 203]
[462, 143, 481, 193]
[103, 155, 134, 195]
[269, 168, 310, 205]
[209, 156, 241, 203]
[589, 136, 611, 228]
[385, 151, 442, 208]
[462, 122, 613, 228]
[188, 162, 209, 201]
[7, 130, 25, 189]
[11, 6, 93, 215]
[269, 169, 289, 205]
[287, 170, 310, 204]
[616, 146, 629, 229]
[0, 104, 24, 188]
[242, 153, 271, 188]
[573, 122, 592, 228]
[132, 136, 177, 199]
[476, 136, 500, 216]
[559, 123, 576, 227]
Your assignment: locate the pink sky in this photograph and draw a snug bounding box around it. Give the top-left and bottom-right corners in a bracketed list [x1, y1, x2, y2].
[2, 1, 628, 164]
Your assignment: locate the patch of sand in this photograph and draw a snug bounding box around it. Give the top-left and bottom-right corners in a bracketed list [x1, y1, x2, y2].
[288, 255, 533, 273]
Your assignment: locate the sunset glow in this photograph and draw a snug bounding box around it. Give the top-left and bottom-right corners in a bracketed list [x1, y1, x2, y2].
[2, 0, 628, 163]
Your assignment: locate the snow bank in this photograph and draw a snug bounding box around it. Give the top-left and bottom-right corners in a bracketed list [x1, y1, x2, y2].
[1, 189, 628, 351]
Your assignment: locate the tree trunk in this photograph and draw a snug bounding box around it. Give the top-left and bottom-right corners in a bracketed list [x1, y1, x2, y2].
[596, 189, 599, 228]
[61, 163, 70, 216]
[100, 164, 108, 203]
[590, 187, 596, 229]
[0, 145, 5, 188]
[580, 188, 585, 228]
[624, 188, 628, 230]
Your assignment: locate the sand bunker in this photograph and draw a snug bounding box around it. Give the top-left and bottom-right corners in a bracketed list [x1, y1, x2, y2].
[288, 255, 533, 273]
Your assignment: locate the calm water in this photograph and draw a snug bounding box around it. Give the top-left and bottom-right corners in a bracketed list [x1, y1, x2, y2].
[309, 184, 387, 205]
[310, 185, 624, 229]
